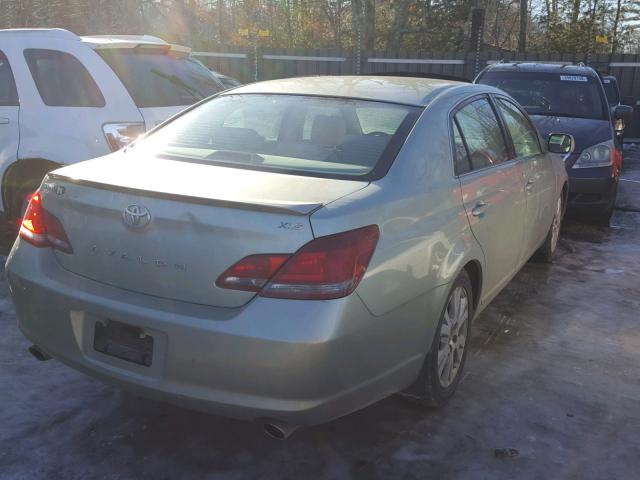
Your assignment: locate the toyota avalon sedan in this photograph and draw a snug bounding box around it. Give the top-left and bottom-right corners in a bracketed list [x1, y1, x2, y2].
[6, 76, 573, 439]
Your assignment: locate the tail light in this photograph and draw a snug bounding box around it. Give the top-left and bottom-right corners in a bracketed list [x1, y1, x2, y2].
[19, 191, 73, 254]
[216, 254, 291, 292]
[216, 225, 379, 300]
[103, 123, 145, 151]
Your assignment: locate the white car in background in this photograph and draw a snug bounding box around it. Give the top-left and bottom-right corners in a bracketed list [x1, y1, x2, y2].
[0, 28, 224, 224]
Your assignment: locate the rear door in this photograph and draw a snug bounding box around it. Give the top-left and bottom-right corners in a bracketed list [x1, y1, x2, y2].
[453, 96, 526, 301]
[0, 50, 20, 214]
[494, 96, 553, 264]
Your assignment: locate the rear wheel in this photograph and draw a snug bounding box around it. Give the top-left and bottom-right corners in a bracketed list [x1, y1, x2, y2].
[535, 195, 563, 263]
[12, 179, 39, 223]
[402, 270, 473, 407]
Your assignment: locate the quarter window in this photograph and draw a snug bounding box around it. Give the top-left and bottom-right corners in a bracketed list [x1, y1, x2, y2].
[24, 49, 105, 107]
[452, 120, 471, 175]
[496, 98, 542, 157]
[454, 98, 509, 171]
[0, 51, 18, 106]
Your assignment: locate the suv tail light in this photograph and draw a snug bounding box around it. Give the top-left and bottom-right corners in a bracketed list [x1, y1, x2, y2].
[216, 225, 379, 300]
[19, 191, 73, 254]
[103, 123, 145, 151]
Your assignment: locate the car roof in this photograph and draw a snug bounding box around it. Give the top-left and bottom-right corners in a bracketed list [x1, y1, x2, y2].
[0, 28, 189, 54]
[224, 75, 481, 106]
[483, 62, 599, 77]
[0, 28, 79, 41]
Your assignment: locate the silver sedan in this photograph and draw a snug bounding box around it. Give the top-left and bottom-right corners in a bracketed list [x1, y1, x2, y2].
[6, 76, 572, 439]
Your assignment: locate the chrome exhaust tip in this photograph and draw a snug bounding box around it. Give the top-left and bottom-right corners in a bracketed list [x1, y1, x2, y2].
[263, 421, 297, 440]
[28, 345, 51, 362]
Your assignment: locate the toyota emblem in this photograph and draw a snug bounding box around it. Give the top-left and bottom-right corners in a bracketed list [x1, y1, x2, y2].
[122, 204, 151, 229]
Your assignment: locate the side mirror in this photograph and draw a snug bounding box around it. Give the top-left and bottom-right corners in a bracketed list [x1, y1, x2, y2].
[614, 104, 634, 123]
[548, 133, 575, 155]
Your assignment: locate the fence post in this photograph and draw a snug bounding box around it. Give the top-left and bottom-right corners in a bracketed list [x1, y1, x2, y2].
[469, 5, 486, 77]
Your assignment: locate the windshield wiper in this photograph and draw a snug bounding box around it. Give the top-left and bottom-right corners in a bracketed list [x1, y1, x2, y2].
[150, 68, 204, 99]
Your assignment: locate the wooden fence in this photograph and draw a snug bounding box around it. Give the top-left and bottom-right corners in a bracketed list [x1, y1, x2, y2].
[193, 47, 640, 140]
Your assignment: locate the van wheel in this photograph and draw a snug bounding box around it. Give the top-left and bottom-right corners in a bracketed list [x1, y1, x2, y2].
[401, 270, 473, 407]
[535, 195, 563, 263]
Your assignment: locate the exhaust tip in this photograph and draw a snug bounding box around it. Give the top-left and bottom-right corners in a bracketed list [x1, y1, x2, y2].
[28, 345, 51, 362]
[263, 422, 296, 440]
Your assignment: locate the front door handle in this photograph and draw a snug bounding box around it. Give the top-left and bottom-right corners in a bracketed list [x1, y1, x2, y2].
[471, 200, 488, 217]
[525, 178, 536, 192]
[0, 117, 9, 125]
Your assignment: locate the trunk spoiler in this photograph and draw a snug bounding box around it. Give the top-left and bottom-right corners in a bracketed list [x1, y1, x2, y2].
[46, 173, 322, 216]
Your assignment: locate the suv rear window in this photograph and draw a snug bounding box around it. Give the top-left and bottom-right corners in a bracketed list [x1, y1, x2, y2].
[98, 49, 224, 108]
[478, 71, 607, 120]
[24, 49, 105, 107]
[132, 94, 420, 180]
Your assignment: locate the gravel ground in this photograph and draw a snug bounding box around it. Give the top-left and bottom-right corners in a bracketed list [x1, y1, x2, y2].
[1, 152, 639, 479]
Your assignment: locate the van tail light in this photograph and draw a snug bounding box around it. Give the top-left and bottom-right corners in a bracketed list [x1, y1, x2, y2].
[19, 191, 73, 254]
[216, 225, 380, 300]
[103, 122, 145, 151]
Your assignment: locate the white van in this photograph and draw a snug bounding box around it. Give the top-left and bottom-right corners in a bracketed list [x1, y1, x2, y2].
[0, 28, 224, 224]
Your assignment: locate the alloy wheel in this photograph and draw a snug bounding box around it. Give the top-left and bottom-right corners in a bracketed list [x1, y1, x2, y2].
[550, 196, 562, 254]
[437, 285, 469, 388]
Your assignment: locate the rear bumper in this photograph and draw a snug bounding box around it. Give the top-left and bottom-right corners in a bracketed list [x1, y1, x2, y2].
[6, 241, 444, 426]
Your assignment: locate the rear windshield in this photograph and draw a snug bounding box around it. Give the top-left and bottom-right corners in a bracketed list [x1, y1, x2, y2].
[98, 49, 224, 108]
[478, 71, 607, 120]
[131, 94, 420, 179]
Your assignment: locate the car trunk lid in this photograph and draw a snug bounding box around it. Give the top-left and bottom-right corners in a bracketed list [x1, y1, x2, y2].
[45, 154, 368, 308]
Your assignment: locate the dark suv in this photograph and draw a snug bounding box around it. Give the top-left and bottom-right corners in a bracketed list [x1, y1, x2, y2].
[476, 63, 631, 225]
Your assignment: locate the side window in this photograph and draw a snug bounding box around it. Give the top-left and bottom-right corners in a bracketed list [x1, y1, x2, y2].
[452, 119, 471, 175]
[24, 49, 105, 107]
[0, 51, 19, 106]
[454, 98, 509, 170]
[496, 98, 542, 157]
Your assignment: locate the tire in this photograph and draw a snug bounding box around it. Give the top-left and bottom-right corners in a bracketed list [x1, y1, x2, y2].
[401, 270, 474, 407]
[594, 204, 614, 228]
[11, 179, 40, 222]
[535, 194, 563, 263]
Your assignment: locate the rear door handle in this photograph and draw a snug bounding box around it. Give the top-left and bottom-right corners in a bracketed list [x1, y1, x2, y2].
[525, 177, 536, 191]
[471, 201, 488, 217]
[0, 117, 9, 125]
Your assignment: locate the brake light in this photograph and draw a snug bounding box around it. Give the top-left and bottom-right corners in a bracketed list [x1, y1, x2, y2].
[216, 254, 291, 292]
[19, 191, 73, 253]
[261, 225, 379, 300]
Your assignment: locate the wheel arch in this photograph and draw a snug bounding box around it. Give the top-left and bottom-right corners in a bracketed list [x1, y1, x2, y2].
[2, 158, 61, 219]
[462, 259, 482, 312]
